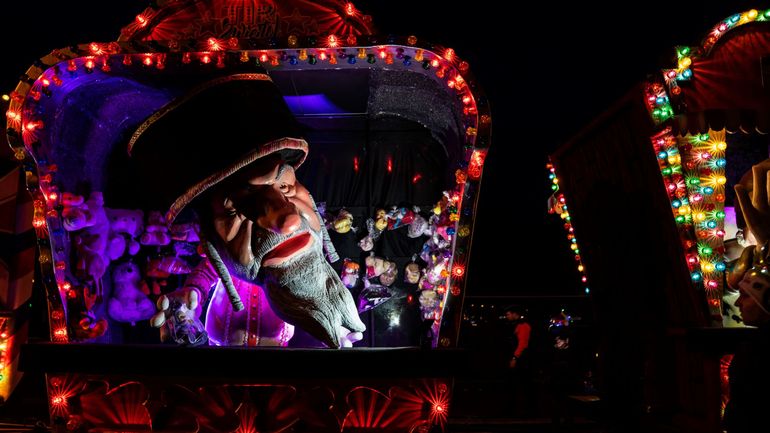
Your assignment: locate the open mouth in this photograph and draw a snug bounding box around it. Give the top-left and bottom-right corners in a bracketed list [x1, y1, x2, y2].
[262, 232, 314, 267]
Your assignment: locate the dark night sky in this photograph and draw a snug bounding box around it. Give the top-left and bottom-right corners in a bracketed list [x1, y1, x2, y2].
[0, 1, 763, 295]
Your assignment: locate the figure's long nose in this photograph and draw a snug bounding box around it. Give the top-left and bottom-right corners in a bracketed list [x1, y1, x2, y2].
[256, 188, 302, 235]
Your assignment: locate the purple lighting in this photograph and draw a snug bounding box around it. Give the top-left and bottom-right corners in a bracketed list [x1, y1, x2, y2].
[284, 94, 346, 115]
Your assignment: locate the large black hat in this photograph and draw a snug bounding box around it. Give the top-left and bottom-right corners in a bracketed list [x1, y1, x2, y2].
[128, 73, 308, 223]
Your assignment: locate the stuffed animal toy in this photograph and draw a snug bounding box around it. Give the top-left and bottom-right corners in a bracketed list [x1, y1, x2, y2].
[140, 211, 171, 246]
[407, 213, 433, 238]
[332, 209, 355, 234]
[105, 208, 144, 260]
[170, 222, 200, 242]
[373, 209, 388, 232]
[405, 262, 421, 284]
[379, 262, 398, 286]
[365, 254, 396, 280]
[386, 206, 416, 230]
[419, 289, 439, 320]
[358, 235, 374, 252]
[107, 261, 156, 324]
[63, 192, 111, 285]
[341, 258, 360, 289]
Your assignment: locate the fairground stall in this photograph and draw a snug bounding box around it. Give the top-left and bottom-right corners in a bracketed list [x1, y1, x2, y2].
[1, 1, 491, 431]
[549, 8, 770, 433]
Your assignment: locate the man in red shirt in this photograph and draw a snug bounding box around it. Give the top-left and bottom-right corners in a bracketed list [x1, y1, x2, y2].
[505, 305, 532, 368]
[503, 305, 535, 416]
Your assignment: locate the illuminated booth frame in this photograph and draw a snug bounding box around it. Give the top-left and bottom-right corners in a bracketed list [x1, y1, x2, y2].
[549, 7, 770, 433]
[3, 0, 490, 431]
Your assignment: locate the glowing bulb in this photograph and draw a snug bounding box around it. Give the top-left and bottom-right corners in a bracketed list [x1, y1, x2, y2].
[716, 176, 727, 185]
[700, 152, 711, 160]
[703, 263, 715, 273]
[345, 2, 355, 16]
[658, 151, 668, 159]
[143, 55, 153, 66]
[715, 262, 726, 271]
[694, 212, 705, 222]
[716, 229, 725, 238]
[702, 246, 713, 255]
[716, 211, 726, 219]
[749, 9, 758, 19]
[136, 15, 148, 27]
[703, 187, 714, 195]
[1, 94, 9, 101]
[578, 265, 584, 272]
[328, 35, 339, 48]
[691, 272, 702, 281]
[707, 280, 719, 289]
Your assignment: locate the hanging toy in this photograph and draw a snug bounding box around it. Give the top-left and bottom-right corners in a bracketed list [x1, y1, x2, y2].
[379, 261, 398, 286]
[374, 209, 388, 232]
[418, 289, 439, 320]
[359, 210, 387, 251]
[365, 253, 395, 279]
[405, 256, 421, 284]
[386, 206, 417, 230]
[408, 212, 432, 238]
[341, 258, 360, 289]
[358, 235, 374, 252]
[332, 209, 355, 234]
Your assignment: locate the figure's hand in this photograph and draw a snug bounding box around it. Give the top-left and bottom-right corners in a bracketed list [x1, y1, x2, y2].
[263, 260, 366, 349]
[735, 160, 770, 245]
[150, 287, 201, 343]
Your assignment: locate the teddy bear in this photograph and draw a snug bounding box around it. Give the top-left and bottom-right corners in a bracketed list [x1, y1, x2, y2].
[107, 261, 156, 324]
[105, 208, 144, 261]
[140, 211, 171, 246]
[62, 192, 111, 284]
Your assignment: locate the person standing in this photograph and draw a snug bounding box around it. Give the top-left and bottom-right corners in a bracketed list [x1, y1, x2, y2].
[503, 305, 534, 416]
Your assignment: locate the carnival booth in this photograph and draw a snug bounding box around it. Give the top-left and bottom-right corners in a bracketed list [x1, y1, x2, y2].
[3, 1, 490, 431]
[549, 8, 770, 433]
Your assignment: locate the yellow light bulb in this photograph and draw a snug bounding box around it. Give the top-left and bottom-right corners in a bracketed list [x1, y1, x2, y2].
[679, 57, 692, 69]
[570, 243, 578, 250]
[717, 176, 727, 185]
[1, 94, 9, 102]
[748, 9, 758, 19]
[715, 141, 727, 151]
[358, 48, 367, 59]
[704, 263, 715, 273]
[695, 212, 706, 222]
[578, 265, 585, 272]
